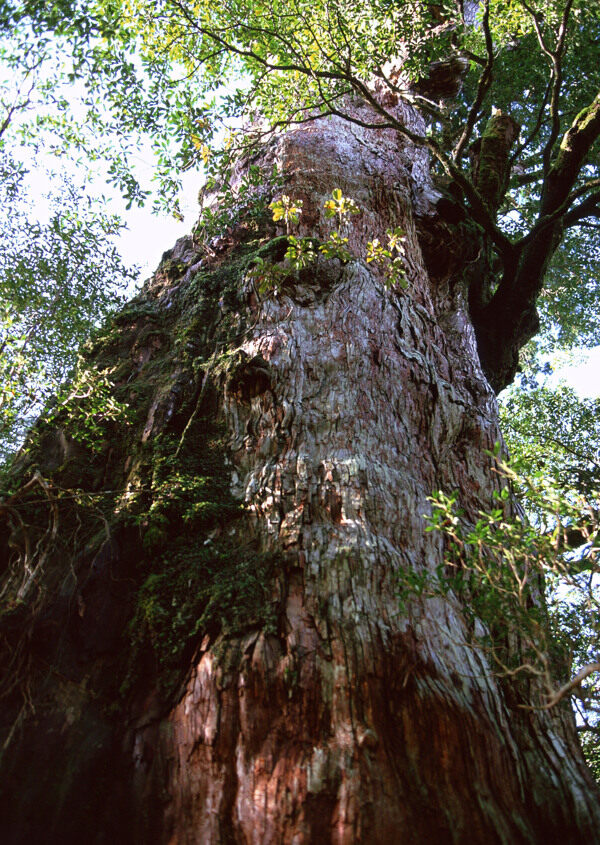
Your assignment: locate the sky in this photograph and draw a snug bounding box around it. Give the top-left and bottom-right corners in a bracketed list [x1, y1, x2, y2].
[118, 180, 197, 281]
[551, 347, 600, 397]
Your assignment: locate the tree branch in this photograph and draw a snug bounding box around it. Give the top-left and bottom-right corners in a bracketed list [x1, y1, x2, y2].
[541, 0, 573, 174]
[536, 662, 600, 710]
[517, 179, 600, 246]
[453, 0, 494, 163]
[564, 191, 600, 228]
[540, 92, 600, 218]
[521, 0, 574, 176]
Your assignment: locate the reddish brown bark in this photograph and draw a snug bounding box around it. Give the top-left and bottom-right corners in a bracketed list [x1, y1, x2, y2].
[0, 99, 599, 843]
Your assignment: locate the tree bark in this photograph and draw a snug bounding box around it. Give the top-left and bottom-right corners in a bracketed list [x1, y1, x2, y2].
[0, 98, 599, 843]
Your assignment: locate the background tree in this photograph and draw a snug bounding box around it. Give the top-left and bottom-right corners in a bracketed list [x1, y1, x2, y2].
[0, 154, 136, 464]
[500, 383, 600, 773]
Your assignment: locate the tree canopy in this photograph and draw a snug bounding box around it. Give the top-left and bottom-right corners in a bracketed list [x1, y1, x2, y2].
[0, 154, 137, 463]
[4, 0, 596, 389]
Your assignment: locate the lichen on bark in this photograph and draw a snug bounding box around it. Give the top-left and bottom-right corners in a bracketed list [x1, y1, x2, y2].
[470, 111, 520, 215]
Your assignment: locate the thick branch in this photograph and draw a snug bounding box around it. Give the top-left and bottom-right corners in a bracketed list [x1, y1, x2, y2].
[537, 662, 600, 711]
[472, 92, 600, 391]
[540, 93, 600, 219]
[518, 178, 600, 246]
[522, 0, 574, 175]
[564, 190, 600, 228]
[541, 0, 573, 174]
[470, 111, 520, 215]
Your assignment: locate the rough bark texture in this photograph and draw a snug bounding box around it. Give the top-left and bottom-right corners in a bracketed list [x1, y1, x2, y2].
[0, 98, 599, 843]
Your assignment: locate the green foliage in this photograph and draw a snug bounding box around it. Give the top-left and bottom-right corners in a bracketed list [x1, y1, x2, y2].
[366, 227, 408, 288]
[0, 154, 137, 463]
[499, 381, 600, 773]
[47, 363, 133, 449]
[500, 384, 600, 500]
[269, 194, 303, 232]
[118, 0, 451, 137]
[409, 458, 600, 716]
[323, 188, 360, 225]
[318, 230, 352, 263]
[538, 229, 600, 351]
[142, 432, 241, 534]
[580, 730, 600, 781]
[0, 0, 220, 212]
[124, 429, 277, 695]
[196, 162, 282, 246]
[129, 542, 276, 692]
[246, 188, 360, 293]
[285, 235, 318, 270]
[1, 0, 598, 293]
[245, 253, 290, 296]
[0, 0, 598, 382]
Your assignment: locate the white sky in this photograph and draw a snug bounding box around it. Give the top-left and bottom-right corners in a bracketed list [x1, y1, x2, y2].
[551, 347, 600, 397]
[118, 185, 197, 280]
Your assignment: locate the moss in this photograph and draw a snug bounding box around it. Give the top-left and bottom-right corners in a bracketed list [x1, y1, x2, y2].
[135, 325, 170, 347]
[126, 540, 277, 695]
[156, 258, 187, 280]
[112, 300, 160, 327]
[473, 112, 519, 214]
[176, 236, 287, 358]
[1, 234, 282, 718]
[220, 350, 273, 401]
[119, 389, 278, 698]
[557, 93, 600, 154]
[0, 225, 288, 841]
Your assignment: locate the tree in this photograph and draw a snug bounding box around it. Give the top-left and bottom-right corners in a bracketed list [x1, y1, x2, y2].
[1, 1, 600, 842]
[0, 154, 136, 464]
[500, 383, 600, 770]
[114, 0, 600, 390]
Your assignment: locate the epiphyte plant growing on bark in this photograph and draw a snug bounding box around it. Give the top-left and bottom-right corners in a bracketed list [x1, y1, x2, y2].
[253, 189, 372, 285]
[246, 188, 367, 293]
[1, 0, 600, 842]
[407, 453, 600, 710]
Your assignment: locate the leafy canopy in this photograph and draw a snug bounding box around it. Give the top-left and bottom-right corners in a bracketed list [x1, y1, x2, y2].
[75, 0, 600, 387]
[0, 154, 136, 463]
[500, 383, 600, 769]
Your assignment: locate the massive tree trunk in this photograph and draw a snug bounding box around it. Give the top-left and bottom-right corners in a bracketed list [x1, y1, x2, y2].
[0, 98, 598, 843]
